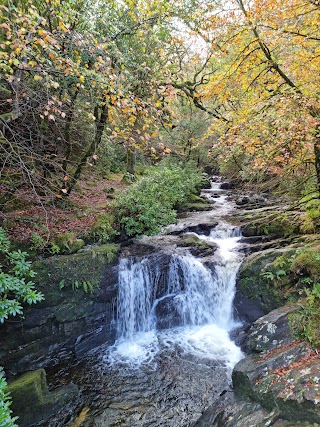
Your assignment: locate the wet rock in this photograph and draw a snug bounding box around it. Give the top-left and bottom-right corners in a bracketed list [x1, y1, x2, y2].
[238, 247, 296, 312]
[244, 304, 298, 353]
[233, 288, 266, 326]
[232, 340, 320, 424]
[155, 296, 181, 329]
[193, 391, 282, 427]
[178, 202, 213, 212]
[178, 234, 218, 256]
[193, 389, 317, 427]
[220, 181, 237, 190]
[169, 222, 218, 236]
[235, 196, 251, 206]
[0, 246, 119, 374]
[8, 368, 78, 427]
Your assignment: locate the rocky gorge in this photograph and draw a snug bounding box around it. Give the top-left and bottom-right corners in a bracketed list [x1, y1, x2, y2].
[1, 178, 320, 427]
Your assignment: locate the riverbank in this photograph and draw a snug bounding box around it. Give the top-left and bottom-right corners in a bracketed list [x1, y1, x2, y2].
[1, 177, 320, 426]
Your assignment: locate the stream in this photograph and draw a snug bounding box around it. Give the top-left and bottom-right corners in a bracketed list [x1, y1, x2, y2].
[46, 179, 246, 427]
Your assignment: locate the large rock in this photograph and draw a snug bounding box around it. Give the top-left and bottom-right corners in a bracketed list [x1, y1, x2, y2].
[7, 368, 78, 427]
[0, 244, 120, 374]
[193, 390, 317, 427]
[193, 391, 282, 427]
[238, 247, 296, 312]
[232, 306, 320, 424]
[244, 304, 298, 353]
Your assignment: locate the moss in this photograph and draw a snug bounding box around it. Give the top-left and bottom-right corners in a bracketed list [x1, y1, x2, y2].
[291, 246, 320, 282]
[8, 369, 51, 408]
[242, 211, 303, 238]
[178, 234, 216, 255]
[186, 194, 210, 204]
[33, 243, 120, 300]
[7, 369, 78, 426]
[238, 249, 295, 311]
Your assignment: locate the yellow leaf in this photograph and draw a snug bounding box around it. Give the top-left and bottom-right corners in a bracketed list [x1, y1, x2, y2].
[34, 75, 42, 81]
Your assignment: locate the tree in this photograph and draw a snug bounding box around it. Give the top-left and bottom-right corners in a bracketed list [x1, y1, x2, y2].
[0, 0, 178, 200]
[168, 0, 320, 189]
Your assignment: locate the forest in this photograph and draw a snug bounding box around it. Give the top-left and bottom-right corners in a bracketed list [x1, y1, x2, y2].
[1, 0, 320, 426]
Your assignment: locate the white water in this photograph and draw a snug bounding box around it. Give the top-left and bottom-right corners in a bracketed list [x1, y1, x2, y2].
[105, 179, 244, 370]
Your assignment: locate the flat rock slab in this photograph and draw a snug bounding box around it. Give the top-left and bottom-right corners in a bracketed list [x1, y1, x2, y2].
[232, 306, 320, 424]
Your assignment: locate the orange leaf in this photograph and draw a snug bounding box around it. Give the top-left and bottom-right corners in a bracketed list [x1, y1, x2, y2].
[63, 176, 68, 181]
[56, 194, 62, 199]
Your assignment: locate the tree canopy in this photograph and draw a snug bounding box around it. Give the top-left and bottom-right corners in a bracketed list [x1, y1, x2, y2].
[0, 0, 320, 200]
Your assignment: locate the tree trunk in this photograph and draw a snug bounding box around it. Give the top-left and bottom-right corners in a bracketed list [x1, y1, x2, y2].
[127, 147, 136, 175]
[66, 103, 108, 195]
[62, 89, 79, 175]
[314, 124, 320, 192]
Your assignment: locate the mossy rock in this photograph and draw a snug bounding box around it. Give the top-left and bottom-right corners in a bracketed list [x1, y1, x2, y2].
[32, 243, 120, 305]
[178, 234, 218, 256]
[8, 369, 78, 427]
[238, 248, 295, 312]
[242, 211, 303, 238]
[291, 246, 320, 282]
[178, 202, 212, 212]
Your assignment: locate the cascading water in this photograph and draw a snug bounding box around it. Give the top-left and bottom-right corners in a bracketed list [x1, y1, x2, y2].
[106, 182, 244, 370]
[46, 179, 250, 427]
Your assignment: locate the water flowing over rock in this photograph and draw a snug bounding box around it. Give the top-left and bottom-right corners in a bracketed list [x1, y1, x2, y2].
[4, 178, 284, 427]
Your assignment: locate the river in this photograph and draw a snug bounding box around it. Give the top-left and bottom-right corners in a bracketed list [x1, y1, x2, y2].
[46, 179, 246, 427]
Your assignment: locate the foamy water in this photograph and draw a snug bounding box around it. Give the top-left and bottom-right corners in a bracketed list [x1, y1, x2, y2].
[105, 178, 244, 371]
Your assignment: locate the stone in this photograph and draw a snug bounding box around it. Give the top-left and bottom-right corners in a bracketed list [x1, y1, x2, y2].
[193, 391, 282, 427]
[0, 246, 119, 373]
[7, 368, 78, 427]
[238, 247, 296, 312]
[232, 340, 320, 424]
[244, 304, 298, 353]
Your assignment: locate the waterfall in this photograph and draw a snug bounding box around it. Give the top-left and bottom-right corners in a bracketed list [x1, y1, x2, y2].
[116, 253, 239, 340]
[106, 179, 244, 369]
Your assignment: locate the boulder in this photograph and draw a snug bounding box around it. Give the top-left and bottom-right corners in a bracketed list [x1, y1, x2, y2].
[0, 244, 120, 374]
[244, 304, 298, 353]
[7, 368, 78, 427]
[232, 305, 320, 424]
[238, 247, 296, 312]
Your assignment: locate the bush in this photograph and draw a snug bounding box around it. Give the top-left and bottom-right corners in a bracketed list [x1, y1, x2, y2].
[113, 162, 204, 237]
[90, 213, 118, 243]
[290, 282, 320, 348]
[0, 368, 17, 427]
[0, 227, 44, 323]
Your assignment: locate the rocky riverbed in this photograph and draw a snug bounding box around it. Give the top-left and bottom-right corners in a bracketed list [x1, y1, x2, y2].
[2, 178, 320, 427]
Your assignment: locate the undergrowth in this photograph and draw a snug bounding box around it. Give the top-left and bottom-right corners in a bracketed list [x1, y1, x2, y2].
[112, 161, 205, 237]
[260, 246, 320, 348]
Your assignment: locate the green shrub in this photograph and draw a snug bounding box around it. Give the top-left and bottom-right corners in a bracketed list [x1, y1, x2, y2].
[50, 232, 84, 254]
[0, 368, 17, 427]
[0, 227, 44, 323]
[290, 282, 320, 348]
[91, 213, 118, 243]
[113, 162, 204, 237]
